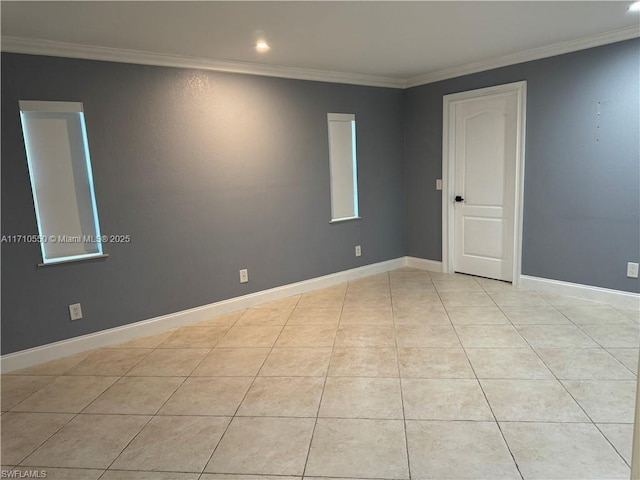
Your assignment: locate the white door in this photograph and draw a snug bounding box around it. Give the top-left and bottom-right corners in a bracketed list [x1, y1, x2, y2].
[452, 91, 518, 281]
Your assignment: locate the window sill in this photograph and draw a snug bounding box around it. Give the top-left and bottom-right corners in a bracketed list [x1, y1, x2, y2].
[329, 216, 362, 224]
[38, 253, 109, 267]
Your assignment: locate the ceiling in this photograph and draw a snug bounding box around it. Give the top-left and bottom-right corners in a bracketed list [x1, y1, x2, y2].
[2, 1, 639, 87]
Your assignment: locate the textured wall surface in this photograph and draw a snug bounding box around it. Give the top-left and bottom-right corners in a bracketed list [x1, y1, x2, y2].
[405, 38, 640, 293]
[1, 54, 405, 353]
[3, 38, 639, 354]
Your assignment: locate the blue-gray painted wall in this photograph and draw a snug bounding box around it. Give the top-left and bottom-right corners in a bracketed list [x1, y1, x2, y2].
[2, 38, 639, 354]
[405, 38, 640, 294]
[1, 54, 405, 354]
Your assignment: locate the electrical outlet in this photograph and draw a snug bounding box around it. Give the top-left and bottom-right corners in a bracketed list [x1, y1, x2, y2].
[436, 179, 443, 191]
[239, 269, 249, 283]
[69, 303, 83, 321]
[627, 262, 639, 279]
[355, 245, 362, 257]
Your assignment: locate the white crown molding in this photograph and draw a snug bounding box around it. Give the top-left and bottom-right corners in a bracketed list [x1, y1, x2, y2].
[3, 25, 638, 90]
[0, 36, 406, 89]
[405, 25, 640, 88]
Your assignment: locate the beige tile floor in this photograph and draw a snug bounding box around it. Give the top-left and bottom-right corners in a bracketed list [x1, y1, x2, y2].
[2, 268, 639, 479]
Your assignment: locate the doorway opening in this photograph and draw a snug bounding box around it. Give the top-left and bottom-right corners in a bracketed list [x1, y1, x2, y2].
[441, 81, 527, 285]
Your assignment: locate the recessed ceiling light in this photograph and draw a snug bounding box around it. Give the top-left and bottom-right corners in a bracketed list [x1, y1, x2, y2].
[629, 1, 640, 12]
[255, 40, 270, 52]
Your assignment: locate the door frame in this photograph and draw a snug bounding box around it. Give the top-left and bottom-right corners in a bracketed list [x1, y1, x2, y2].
[441, 81, 527, 285]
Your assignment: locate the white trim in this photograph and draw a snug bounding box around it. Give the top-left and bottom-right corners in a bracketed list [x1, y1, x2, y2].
[19, 100, 83, 113]
[3, 26, 637, 90]
[327, 113, 355, 122]
[513, 83, 527, 289]
[327, 112, 359, 222]
[405, 26, 639, 88]
[4, 257, 637, 372]
[38, 253, 109, 267]
[520, 275, 640, 311]
[328, 217, 361, 224]
[632, 356, 640, 480]
[441, 81, 527, 287]
[0, 257, 405, 373]
[0, 36, 405, 89]
[405, 257, 443, 273]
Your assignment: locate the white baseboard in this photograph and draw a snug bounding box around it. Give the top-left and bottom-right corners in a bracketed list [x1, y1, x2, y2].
[1, 257, 406, 373]
[8, 259, 634, 373]
[519, 275, 640, 311]
[405, 257, 443, 272]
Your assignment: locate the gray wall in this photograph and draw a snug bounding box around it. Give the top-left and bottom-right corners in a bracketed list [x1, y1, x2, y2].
[1, 54, 405, 354]
[3, 38, 639, 354]
[405, 38, 640, 293]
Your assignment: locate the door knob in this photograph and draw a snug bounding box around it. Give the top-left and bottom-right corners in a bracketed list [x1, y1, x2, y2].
[455, 196, 465, 202]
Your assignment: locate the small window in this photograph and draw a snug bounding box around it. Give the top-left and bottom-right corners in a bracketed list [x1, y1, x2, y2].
[327, 113, 359, 222]
[19, 100, 105, 265]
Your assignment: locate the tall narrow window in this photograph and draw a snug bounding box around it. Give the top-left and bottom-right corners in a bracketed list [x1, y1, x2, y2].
[327, 113, 359, 222]
[19, 100, 105, 265]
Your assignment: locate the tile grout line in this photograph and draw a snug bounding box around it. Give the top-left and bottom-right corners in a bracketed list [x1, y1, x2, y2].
[11, 347, 157, 470]
[198, 294, 303, 477]
[570, 320, 640, 378]
[99, 315, 249, 476]
[301, 283, 347, 478]
[442, 277, 525, 480]
[490, 289, 634, 470]
[9, 411, 77, 468]
[97, 337, 220, 476]
[7, 366, 82, 467]
[5, 271, 636, 477]
[90, 311, 245, 476]
[389, 271, 414, 480]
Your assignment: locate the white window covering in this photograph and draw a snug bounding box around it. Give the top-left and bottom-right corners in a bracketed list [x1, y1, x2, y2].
[327, 113, 359, 222]
[19, 100, 104, 264]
